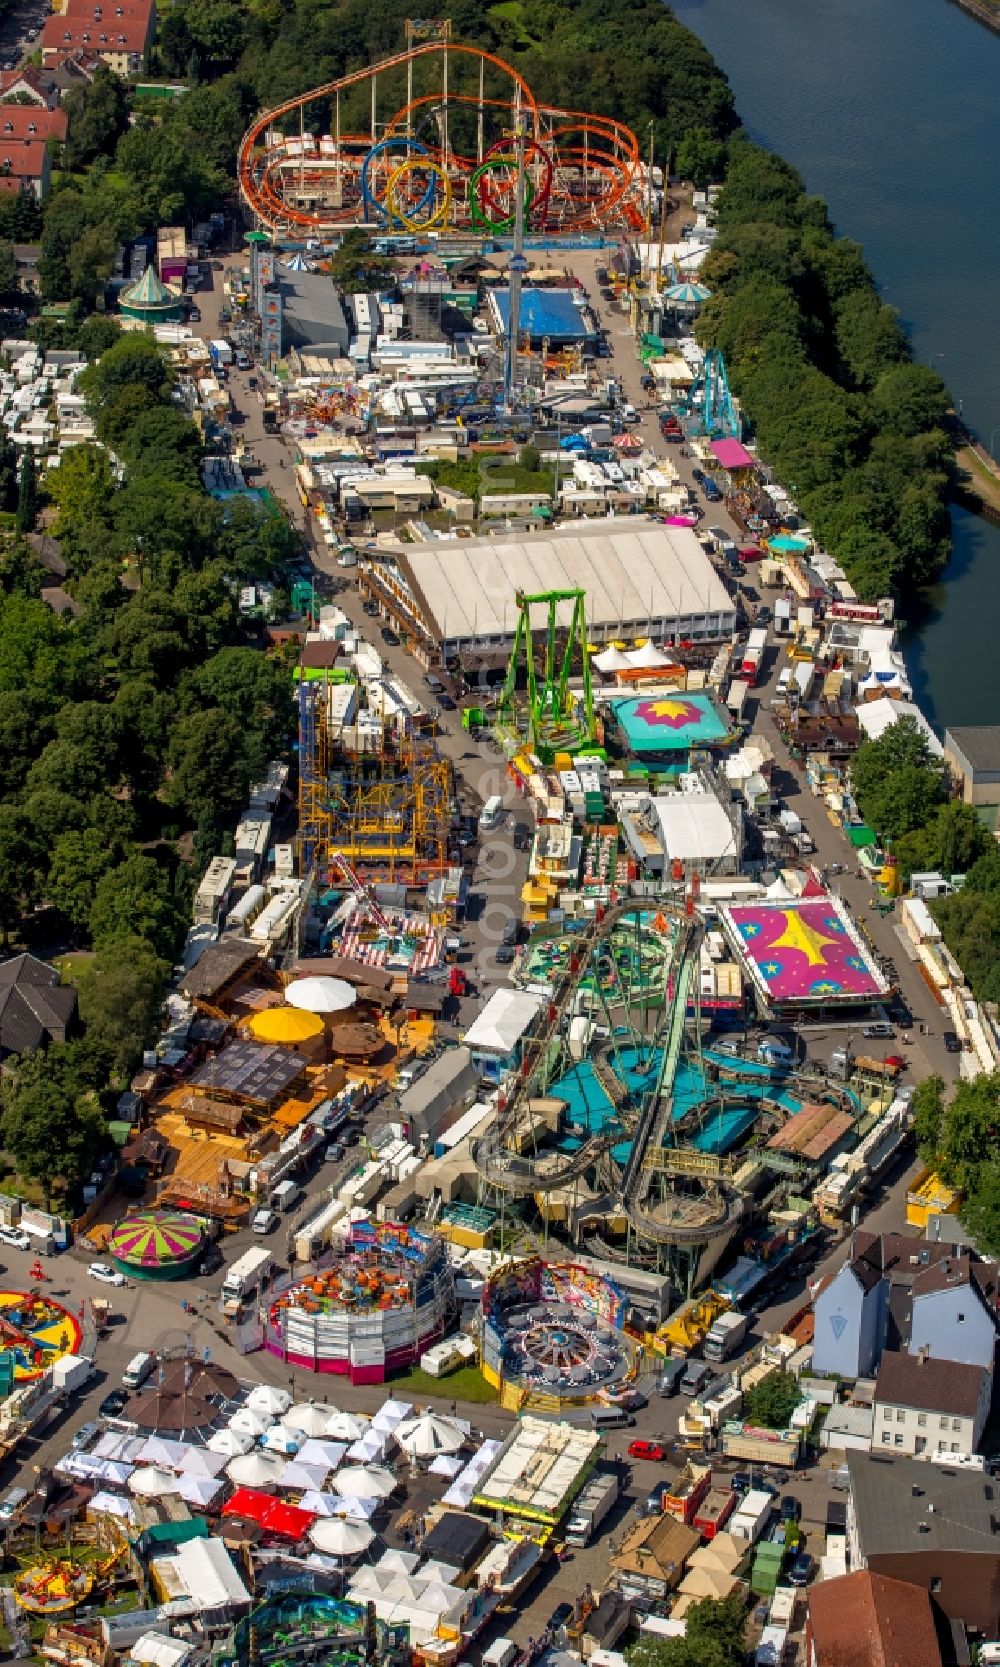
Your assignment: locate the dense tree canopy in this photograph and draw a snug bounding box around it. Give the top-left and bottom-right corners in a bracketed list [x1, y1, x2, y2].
[913, 1073, 1000, 1254]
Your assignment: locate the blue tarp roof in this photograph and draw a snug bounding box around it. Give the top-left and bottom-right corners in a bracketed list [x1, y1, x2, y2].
[491, 287, 596, 344]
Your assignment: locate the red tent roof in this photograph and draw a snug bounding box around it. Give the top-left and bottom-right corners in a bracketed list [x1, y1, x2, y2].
[221, 1488, 315, 1540]
[222, 1487, 272, 1525]
[710, 438, 754, 470]
[261, 1500, 315, 1540]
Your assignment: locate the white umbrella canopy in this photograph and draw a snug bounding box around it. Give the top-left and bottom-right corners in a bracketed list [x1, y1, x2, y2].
[261, 1425, 301, 1456]
[333, 1494, 378, 1522]
[593, 645, 633, 674]
[129, 1465, 182, 1499]
[136, 1436, 190, 1470]
[226, 1450, 286, 1489]
[324, 1411, 371, 1442]
[372, 1398, 412, 1426]
[285, 976, 357, 1014]
[347, 1433, 386, 1463]
[208, 1427, 255, 1457]
[247, 1384, 293, 1418]
[283, 1403, 337, 1438]
[228, 1407, 273, 1439]
[394, 1412, 464, 1458]
[332, 1465, 396, 1500]
[309, 1517, 374, 1556]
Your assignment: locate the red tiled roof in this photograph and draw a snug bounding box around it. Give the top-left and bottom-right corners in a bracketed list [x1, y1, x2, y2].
[0, 139, 49, 181]
[808, 1570, 941, 1667]
[0, 106, 66, 142]
[42, 12, 151, 52]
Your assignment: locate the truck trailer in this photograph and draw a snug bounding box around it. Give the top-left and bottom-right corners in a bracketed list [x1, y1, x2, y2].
[564, 1470, 620, 1547]
[221, 1247, 274, 1309]
[704, 1310, 750, 1362]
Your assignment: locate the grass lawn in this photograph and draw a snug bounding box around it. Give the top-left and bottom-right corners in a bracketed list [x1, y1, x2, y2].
[389, 1363, 497, 1404]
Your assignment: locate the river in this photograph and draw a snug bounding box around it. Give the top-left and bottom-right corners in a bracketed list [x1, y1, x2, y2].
[670, 0, 1000, 733]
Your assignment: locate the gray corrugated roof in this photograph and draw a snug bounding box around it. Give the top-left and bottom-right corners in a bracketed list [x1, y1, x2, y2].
[945, 725, 1000, 774]
[847, 1451, 998, 1557]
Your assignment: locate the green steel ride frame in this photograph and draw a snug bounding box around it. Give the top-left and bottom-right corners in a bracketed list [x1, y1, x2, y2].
[497, 587, 597, 762]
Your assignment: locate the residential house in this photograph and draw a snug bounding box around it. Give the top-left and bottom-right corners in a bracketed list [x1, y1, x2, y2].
[609, 1515, 700, 1602]
[41, 0, 156, 75]
[0, 953, 77, 1059]
[0, 67, 61, 108]
[0, 105, 67, 201]
[812, 1231, 998, 1379]
[872, 1350, 990, 1461]
[806, 1569, 942, 1667]
[847, 1450, 1000, 1633]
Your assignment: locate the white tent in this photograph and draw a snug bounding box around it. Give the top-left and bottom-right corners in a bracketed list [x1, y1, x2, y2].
[228, 1406, 272, 1439]
[226, 1450, 286, 1488]
[593, 645, 633, 674]
[372, 1398, 412, 1427]
[137, 1436, 190, 1470]
[129, 1465, 181, 1499]
[261, 1425, 301, 1456]
[297, 1439, 347, 1471]
[626, 641, 672, 668]
[180, 1447, 229, 1479]
[278, 1459, 329, 1492]
[332, 1465, 396, 1500]
[309, 1517, 374, 1556]
[89, 1491, 137, 1522]
[95, 1432, 145, 1463]
[325, 1411, 371, 1442]
[394, 1412, 464, 1458]
[177, 1473, 225, 1508]
[286, 977, 357, 1014]
[376, 1549, 420, 1575]
[283, 1403, 336, 1439]
[247, 1384, 293, 1418]
[347, 1432, 386, 1464]
[208, 1427, 255, 1457]
[298, 1490, 342, 1517]
[332, 1494, 378, 1522]
[428, 1454, 464, 1479]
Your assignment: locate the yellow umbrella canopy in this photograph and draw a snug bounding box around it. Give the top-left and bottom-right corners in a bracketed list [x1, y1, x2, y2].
[249, 1007, 325, 1045]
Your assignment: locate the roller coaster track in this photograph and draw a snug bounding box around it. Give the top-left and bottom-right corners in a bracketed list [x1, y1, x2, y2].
[237, 40, 642, 235]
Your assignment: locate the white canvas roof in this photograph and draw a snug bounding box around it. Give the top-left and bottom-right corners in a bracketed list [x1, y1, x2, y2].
[464, 988, 544, 1055]
[396, 521, 733, 645]
[855, 694, 942, 757]
[651, 793, 737, 864]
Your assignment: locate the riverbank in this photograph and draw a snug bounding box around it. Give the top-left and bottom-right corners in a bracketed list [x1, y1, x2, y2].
[948, 0, 1000, 34]
[953, 437, 1000, 525]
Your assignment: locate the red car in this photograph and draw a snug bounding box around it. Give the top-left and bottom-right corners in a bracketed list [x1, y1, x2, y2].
[882, 1054, 906, 1071]
[628, 1440, 668, 1461]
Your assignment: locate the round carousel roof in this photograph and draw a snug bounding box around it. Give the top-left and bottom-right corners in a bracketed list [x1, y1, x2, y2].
[108, 1209, 205, 1271]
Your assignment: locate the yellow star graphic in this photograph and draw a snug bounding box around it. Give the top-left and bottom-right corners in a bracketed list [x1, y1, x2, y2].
[768, 910, 842, 968]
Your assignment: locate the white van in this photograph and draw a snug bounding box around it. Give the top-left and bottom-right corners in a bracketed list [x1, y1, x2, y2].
[478, 795, 504, 833]
[122, 1352, 156, 1390]
[271, 1180, 301, 1214]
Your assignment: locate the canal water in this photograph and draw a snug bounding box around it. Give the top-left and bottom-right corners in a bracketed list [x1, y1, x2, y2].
[670, 0, 1000, 731]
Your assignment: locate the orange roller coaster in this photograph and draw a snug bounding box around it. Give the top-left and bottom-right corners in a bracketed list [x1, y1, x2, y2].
[238, 39, 644, 237]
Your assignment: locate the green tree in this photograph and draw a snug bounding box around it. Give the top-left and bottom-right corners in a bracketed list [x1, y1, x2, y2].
[742, 1369, 800, 1430]
[329, 229, 393, 294]
[0, 239, 17, 304]
[0, 1046, 107, 1205]
[628, 1596, 746, 1667]
[48, 825, 122, 929]
[74, 934, 169, 1078]
[63, 64, 131, 169]
[89, 852, 184, 960]
[163, 706, 249, 823]
[912, 1075, 945, 1161]
[79, 332, 173, 411]
[15, 445, 36, 534]
[674, 127, 726, 188]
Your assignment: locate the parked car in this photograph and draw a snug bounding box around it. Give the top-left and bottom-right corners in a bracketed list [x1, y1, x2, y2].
[88, 1262, 126, 1286]
[380, 626, 400, 646]
[437, 694, 457, 711]
[495, 945, 516, 965]
[99, 1390, 129, 1420]
[628, 1440, 668, 1461]
[71, 1422, 101, 1451]
[547, 1604, 574, 1637]
[0, 1226, 30, 1249]
[362, 600, 380, 617]
[252, 1208, 278, 1235]
[943, 1030, 962, 1053]
[787, 1551, 813, 1587]
[780, 1495, 801, 1522]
